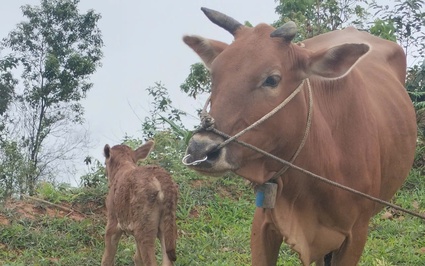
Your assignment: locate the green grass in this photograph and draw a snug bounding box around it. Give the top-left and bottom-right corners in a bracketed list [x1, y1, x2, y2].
[1, 216, 102, 265]
[174, 175, 254, 265]
[1, 169, 425, 265]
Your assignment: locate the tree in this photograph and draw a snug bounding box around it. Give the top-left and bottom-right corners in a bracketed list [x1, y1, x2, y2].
[0, 54, 17, 117]
[180, 62, 211, 99]
[372, 0, 425, 61]
[274, 0, 370, 39]
[370, 1, 425, 111]
[0, 140, 30, 201]
[142, 82, 187, 139]
[0, 0, 103, 196]
[407, 61, 425, 104]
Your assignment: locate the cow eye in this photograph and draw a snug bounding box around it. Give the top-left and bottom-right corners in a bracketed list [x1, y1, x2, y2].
[262, 75, 281, 88]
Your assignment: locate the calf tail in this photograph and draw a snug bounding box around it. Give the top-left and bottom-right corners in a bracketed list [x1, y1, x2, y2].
[162, 191, 178, 262]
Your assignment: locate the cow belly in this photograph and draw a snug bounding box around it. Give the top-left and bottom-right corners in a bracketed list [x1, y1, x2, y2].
[270, 206, 346, 264]
[308, 225, 346, 262]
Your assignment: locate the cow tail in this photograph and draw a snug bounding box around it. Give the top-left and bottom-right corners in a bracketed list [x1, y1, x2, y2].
[163, 188, 178, 262]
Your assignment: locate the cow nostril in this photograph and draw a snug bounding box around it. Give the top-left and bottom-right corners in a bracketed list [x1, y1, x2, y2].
[184, 136, 225, 168]
[207, 148, 221, 161]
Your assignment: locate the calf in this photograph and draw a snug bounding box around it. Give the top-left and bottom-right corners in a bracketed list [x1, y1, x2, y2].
[101, 141, 178, 266]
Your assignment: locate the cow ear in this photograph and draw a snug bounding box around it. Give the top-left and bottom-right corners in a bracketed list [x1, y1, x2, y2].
[135, 140, 155, 161]
[183, 35, 228, 69]
[104, 144, 111, 159]
[308, 43, 370, 78]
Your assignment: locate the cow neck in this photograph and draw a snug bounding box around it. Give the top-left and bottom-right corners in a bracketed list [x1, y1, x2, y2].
[270, 78, 313, 180]
[199, 78, 313, 180]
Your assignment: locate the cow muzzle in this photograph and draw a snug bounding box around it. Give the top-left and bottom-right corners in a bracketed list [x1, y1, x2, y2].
[182, 133, 235, 175]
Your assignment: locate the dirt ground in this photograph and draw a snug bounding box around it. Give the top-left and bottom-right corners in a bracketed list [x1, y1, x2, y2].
[0, 197, 105, 226]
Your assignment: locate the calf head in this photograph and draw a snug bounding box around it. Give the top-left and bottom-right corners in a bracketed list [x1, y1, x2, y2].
[103, 140, 155, 182]
[183, 8, 369, 184]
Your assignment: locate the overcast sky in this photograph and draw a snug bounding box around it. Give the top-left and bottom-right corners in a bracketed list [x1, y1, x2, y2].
[0, 0, 279, 185]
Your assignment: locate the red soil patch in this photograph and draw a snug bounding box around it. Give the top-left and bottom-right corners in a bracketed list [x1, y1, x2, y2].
[0, 198, 87, 224]
[0, 214, 8, 226]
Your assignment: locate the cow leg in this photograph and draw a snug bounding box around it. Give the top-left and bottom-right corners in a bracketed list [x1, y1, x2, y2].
[101, 220, 123, 266]
[324, 252, 332, 266]
[314, 252, 333, 266]
[251, 208, 283, 266]
[331, 219, 369, 265]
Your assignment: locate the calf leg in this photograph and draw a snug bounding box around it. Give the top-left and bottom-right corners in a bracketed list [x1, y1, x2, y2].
[158, 228, 174, 266]
[251, 208, 283, 266]
[101, 220, 123, 266]
[158, 210, 177, 265]
[133, 248, 143, 266]
[134, 229, 159, 266]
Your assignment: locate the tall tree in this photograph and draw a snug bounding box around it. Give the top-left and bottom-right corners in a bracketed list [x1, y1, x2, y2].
[0, 0, 103, 196]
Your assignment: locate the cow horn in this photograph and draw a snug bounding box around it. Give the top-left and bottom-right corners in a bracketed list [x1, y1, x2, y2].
[270, 21, 297, 42]
[201, 7, 243, 36]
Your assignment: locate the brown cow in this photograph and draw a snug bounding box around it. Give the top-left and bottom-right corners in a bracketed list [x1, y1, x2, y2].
[101, 141, 178, 266]
[182, 7, 416, 266]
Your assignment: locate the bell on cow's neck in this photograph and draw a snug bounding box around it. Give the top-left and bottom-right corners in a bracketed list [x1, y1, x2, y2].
[255, 182, 277, 208]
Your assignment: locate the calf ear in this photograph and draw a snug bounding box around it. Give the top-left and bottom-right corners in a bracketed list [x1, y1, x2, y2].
[135, 140, 155, 161]
[104, 144, 111, 159]
[308, 43, 369, 79]
[183, 35, 228, 69]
